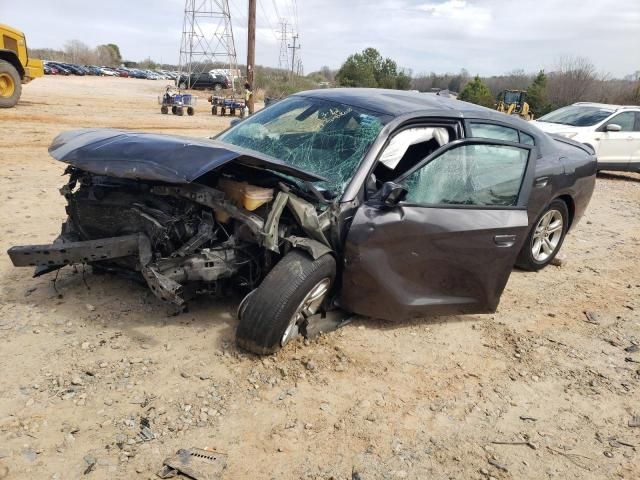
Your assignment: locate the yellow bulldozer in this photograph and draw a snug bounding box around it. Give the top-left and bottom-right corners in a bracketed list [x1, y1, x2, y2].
[496, 89, 533, 120]
[0, 23, 43, 108]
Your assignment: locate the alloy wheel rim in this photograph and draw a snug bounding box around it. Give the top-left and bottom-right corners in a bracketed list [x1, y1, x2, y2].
[531, 209, 563, 262]
[0, 73, 15, 98]
[281, 278, 331, 347]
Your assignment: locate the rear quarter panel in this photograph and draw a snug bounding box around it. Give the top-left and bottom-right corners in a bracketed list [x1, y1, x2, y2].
[535, 137, 596, 230]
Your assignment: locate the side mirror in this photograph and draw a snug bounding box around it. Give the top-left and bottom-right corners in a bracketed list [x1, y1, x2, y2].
[605, 123, 622, 132]
[230, 118, 241, 127]
[379, 181, 408, 207]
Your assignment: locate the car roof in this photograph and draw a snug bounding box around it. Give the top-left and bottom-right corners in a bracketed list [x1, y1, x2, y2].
[294, 87, 534, 127]
[571, 102, 640, 111]
[572, 102, 620, 109]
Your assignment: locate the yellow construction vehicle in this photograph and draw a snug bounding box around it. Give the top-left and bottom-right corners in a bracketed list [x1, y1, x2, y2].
[0, 24, 43, 108]
[496, 89, 533, 120]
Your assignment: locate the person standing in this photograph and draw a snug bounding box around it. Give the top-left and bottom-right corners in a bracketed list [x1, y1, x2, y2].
[244, 81, 253, 115]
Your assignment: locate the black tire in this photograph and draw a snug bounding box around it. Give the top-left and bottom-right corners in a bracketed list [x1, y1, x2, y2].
[516, 199, 569, 271]
[236, 251, 336, 355]
[212, 106, 218, 115]
[160, 105, 168, 114]
[0, 60, 22, 108]
[187, 107, 194, 116]
[179, 81, 187, 89]
[171, 106, 177, 115]
[176, 107, 184, 116]
[214, 83, 222, 92]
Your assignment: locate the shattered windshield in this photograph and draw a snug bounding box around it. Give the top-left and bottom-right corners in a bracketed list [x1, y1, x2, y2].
[218, 96, 387, 196]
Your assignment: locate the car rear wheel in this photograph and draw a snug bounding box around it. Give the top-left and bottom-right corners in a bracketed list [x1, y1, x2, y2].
[214, 84, 222, 91]
[236, 250, 336, 355]
[0, 60, 21, 108]
[179, 81, 187, 89]
[516, 199, 568, 271]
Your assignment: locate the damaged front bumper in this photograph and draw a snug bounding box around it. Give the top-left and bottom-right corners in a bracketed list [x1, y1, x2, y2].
[7, 180, 335, 310]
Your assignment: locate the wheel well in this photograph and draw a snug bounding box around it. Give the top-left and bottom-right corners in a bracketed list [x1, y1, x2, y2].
[556, 194, 575, 229]
[0, 50, 24, 78]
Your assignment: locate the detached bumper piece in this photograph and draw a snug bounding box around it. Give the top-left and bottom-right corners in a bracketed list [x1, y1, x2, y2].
[7, 234, 144, 274]
[8, 233, 237, 310]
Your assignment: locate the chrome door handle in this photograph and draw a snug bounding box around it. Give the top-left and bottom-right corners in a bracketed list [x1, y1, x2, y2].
[494, 234, 517, 247]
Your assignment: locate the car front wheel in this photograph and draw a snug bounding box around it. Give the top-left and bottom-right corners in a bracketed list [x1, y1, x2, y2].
[236, 250, 336, 355]
[516, 199, 568, 271]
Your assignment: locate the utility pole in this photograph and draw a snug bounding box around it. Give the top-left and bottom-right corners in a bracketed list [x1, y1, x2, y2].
[247, 0, 256, 113]
[288, 34, 300, 78]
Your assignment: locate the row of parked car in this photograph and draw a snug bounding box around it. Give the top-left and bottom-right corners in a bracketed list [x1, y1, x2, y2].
[43, 61, 179, 80]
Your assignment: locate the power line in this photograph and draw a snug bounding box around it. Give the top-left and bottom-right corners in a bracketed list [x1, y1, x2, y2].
[270, 0, 281, 21]
[257, 0, 280, 42]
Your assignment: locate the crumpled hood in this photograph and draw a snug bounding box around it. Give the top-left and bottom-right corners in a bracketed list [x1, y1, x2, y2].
[49, 129, 325, 184]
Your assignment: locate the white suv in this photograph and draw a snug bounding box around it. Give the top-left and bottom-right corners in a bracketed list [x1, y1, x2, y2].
[531, 103, 640, 173]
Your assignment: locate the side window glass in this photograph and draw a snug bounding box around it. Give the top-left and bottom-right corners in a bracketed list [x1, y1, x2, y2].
[520, 132, 535, 145]
[607, 112, 636, 132]
[402, 144, 529, 207]
[470, 122, 519, 142]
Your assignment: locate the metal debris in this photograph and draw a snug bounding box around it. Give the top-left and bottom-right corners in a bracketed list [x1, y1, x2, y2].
[583, 311, 601, 325]
[157, 448, 227, 480]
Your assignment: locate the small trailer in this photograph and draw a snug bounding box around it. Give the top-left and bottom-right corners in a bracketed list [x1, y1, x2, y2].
[209, 95, 246, 117]
[158, 86, 196, 116]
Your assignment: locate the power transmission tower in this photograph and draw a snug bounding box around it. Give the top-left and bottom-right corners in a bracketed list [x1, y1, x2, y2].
[277, 20, 290, 73]
[288, 34, 300, 78]
[178, 0, 239, 89]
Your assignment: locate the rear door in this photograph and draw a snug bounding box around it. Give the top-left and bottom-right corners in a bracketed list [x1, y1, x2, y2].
[630, 111, 640, 164]
[341, 139, 535, 321]
[597, 111, 637, 165]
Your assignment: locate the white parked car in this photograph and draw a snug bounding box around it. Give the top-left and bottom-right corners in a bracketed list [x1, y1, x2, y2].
[98, 67, 118, 76]
[531, 103, 640, 173]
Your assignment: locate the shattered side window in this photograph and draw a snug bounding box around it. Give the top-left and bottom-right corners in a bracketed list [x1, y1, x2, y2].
[402, 144, 529, 207]
[218, 97, 386, 195]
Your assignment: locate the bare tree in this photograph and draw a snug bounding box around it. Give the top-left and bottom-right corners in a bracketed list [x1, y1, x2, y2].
[547, 56, 599, 106]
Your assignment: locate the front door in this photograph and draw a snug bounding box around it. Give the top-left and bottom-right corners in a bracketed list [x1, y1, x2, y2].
[341, 139, 535, 321]
[597, 111, 637, 165]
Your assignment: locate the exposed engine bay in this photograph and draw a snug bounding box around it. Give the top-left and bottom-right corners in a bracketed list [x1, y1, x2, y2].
[8, 162, 335, 311]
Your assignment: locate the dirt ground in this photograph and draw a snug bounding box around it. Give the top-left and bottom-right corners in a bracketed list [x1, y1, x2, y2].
[1, 76, 639, 480]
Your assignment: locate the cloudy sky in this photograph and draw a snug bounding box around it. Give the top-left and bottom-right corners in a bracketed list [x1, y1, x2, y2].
[2, 0, 638, 76]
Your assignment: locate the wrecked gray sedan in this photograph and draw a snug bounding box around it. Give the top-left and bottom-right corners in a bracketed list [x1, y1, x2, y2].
[8, 89, 596, 354]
